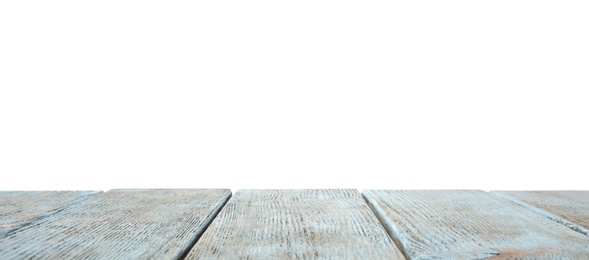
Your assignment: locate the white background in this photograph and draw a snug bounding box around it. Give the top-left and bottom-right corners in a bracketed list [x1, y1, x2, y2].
[1, 0, 588, 191]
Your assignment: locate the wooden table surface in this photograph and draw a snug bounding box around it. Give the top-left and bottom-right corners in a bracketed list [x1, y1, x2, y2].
[1, 190, 587, 259]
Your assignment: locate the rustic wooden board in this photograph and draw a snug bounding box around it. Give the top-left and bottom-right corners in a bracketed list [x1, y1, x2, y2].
[363, 190, 589, 259]
[0, 189, 231, 259]
[0, 191, 100, 231]
[187, 189, 405, 259]
[492, 190, 589, 236]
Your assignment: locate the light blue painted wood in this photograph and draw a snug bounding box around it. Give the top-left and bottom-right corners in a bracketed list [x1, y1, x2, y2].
[363, 190, 589, 259]
[187, 189, 405, 259]
[492, 190, 589, 236]
[0, 191, 99, 232]
[0, 189, 231, 259]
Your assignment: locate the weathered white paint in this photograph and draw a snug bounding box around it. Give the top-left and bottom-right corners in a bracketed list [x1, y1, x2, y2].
[363, 190, 589, 259]
[187, 189, 405, 259]
[492, 190, 589, 236]
[0, 189, 231, 259]
[0, 191, 100, 232]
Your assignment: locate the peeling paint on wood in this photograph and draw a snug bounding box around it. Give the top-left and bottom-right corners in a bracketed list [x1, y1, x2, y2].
[492, 190, 589, 236]
[0, 191, 100, 232]
[0, 189, 231, 259]
[187, 189, 405, 259]
[362, 190, 589, 259]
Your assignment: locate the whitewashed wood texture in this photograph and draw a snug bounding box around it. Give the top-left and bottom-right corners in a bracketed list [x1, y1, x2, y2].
[0, 189, 231, 259]
[363, 190, 589, 259]
[187, 189, 405, 259]
[492, 190, 589, 236]
[0, 191, 99, 232]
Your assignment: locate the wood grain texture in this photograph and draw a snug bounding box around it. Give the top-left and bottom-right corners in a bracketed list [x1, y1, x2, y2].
[0, 191, 100, 231]
[0, 189, 231, 260]
[492, 190, 589, 236]
[363, 190, 589, 259]
[187, 189, 405, 259]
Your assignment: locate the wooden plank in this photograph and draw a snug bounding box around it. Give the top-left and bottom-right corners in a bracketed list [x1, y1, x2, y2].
[0, 189, 231, 259]
[363, 190, 589, 259]
[187, 189, 405, 259]
[492, 190, 589, 236]
[0, 191, 100, 231]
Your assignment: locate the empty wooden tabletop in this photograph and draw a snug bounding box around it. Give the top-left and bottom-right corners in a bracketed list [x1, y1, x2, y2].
[1, 189, 588, 259]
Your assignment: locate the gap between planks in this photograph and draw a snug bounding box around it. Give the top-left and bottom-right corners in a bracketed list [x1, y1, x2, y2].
[176, 191, 232, 260]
